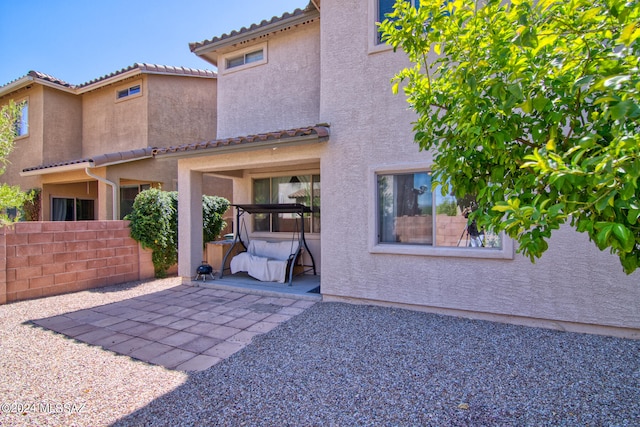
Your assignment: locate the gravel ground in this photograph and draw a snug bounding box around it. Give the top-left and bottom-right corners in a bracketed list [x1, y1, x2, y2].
[2, 279, 640, 426]
[0, 278, 188, 427]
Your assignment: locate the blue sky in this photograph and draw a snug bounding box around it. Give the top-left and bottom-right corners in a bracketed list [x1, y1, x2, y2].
[0, 0, 307, 86]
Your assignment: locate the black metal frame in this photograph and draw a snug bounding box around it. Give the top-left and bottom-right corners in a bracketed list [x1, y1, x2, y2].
[220, 203, 317, 285]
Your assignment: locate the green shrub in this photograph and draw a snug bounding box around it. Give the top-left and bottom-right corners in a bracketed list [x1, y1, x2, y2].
[203, 195, 230, 245]
[126, 189, 177, 278]
[126, 189, 230, 278]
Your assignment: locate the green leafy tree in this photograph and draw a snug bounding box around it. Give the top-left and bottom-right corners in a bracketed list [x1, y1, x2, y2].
[203, 194, 230, 244]
[380, 0, 640, 273]
[0, 101, 33, 224]
[126, 189, 229, 277]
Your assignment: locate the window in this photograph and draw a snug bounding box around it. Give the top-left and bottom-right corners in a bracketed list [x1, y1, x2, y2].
[116, 84, 141, 100]
[252, 175, 320, 233]
[227, 49, 264, 69]
[51, 198, 94, 221]
[376, 171, 502, 249]
[221, 43, 268, 73]
[378, 172, 433, 244]
[14, 100, 28, 137]
[120, 184, 151, 219]
[375, 0, 413, 44]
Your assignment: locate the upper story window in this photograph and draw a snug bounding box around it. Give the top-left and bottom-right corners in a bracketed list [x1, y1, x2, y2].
[117, 84, 141, 99]
[221, 42, 268, 74]
[14, 100, 28, 137]
[376, 0, 414, 44]
[227, 49, 264, 69]
[115, 81, 142, 102]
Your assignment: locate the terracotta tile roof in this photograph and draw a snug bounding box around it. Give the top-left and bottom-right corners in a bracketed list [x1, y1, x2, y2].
[153, 125, 330, 157]
[189, 2, 317, 52]
[22, 148, 155, 174]
[26, 71, 74, 88]
[76, 63, 216, 88]
[1, 63, 215, 93]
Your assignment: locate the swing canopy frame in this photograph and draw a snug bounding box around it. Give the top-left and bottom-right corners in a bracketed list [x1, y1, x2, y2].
[220, 203, 317, 285]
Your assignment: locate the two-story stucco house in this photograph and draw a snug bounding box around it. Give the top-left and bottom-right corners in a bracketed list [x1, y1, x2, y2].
[154, 0, 639, 338]
[0, 64, 231, 221]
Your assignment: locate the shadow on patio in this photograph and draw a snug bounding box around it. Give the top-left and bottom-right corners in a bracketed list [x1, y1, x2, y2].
[28, 283, 318, 372]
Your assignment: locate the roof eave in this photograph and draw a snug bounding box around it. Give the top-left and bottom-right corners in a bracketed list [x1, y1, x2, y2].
[154, 131, 328, 161]
[191, 8, 320, 58]
[20, 161, 93, 177]
[0, 76, 34, 98]
[0, 75, 76, 98]
[75, 69, 143, 94]
[20, 148, 155, 176]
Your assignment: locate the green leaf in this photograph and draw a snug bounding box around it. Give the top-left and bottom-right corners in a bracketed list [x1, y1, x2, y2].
[492, 203, 512, 213]
[595, 223, 614, 249]
[612, 224, 635, 252]
[548, 203, 565, 217]
[610, 100, 634, 120]
[381, 0, 640, 273]
[627, 209, 640, 225]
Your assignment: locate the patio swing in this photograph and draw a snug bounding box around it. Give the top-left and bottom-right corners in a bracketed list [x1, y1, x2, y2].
[220, 203, 317, 286]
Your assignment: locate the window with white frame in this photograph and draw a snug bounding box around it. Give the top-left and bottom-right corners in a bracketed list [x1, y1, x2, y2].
[222, 43, 268, 73]
[252, 174, 320, 233]
[377, 171, 502, 249]
[116, 83, 142, 100]
[227, 49, 263, 69]
[14, 100, 28, 137]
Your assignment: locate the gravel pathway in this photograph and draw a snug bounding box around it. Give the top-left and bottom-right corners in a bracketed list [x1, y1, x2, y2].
[1, 278, 187, 427]
[2, 279, 639, 426]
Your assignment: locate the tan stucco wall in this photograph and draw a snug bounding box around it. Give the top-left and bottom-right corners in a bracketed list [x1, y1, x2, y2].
[42, 86, 82, 164]
[216, 19, 321, 138]
[82, 74, 216, 156]
[1, 86, 44, 190]
[148, 75, 217, 146]
[317, 0, 640, 335]
[81, 76, 149, 156]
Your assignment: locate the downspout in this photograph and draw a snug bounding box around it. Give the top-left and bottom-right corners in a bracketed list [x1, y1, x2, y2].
[85, 168, 119, 220]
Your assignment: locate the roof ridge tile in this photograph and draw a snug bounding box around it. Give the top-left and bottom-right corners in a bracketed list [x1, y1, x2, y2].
[189, 2, 315, 52]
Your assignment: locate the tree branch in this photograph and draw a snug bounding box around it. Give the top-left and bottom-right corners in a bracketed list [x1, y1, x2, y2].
[516, 137, 539, 148]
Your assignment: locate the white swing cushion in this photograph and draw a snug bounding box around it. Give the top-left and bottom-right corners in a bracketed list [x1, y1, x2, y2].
[230, 240, 300, 283]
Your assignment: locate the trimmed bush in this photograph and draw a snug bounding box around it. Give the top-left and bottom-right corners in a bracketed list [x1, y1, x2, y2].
[126, 189, 229, 277]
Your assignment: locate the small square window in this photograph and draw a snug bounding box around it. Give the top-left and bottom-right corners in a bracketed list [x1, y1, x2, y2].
[116, 84, 142, 100]
[222, 43, 268, 73]
[245, 50, 264, 64]
[226, 49, 264, 69]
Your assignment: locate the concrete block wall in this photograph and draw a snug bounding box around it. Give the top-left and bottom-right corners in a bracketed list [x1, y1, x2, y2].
[0, 221, 155, 304]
